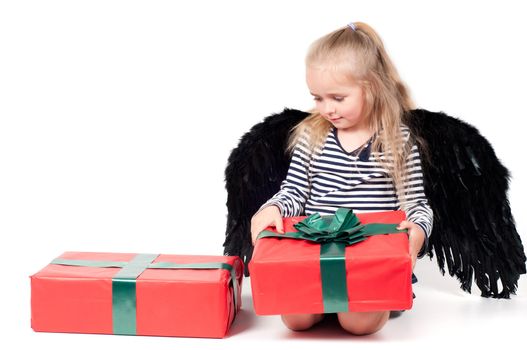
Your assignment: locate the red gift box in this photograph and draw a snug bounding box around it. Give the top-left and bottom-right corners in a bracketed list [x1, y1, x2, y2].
[249, 210, 412, 315]
[31, 252, 243, 338]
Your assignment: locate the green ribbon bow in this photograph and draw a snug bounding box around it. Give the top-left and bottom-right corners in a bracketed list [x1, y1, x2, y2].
[51, 254, 240, 335]
[257, 208, 407, 313]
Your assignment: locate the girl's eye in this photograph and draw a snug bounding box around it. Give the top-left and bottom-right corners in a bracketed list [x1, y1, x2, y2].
[313, 97, 344, 102]
[313, 96, 344, 102]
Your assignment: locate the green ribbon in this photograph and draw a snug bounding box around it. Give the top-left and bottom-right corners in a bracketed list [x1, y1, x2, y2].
[256, 208, 407, 313]
[51, 254, 239, 335]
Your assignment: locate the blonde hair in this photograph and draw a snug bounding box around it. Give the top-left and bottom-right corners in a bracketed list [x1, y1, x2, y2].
[287, 21, 416, 202]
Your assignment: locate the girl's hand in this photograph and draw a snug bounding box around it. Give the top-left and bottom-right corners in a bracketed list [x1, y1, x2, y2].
[396, 220, 425, 270]
[250, 205, 284, 245]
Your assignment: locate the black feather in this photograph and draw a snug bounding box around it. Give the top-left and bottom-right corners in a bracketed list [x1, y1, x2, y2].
[404, 108, 526, 298]
[223, 107, 526, 297]
[223, 108, 306, 276]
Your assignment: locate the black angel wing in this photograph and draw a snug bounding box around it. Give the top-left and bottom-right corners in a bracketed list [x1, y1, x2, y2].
[223, 107, 526, 297]
[223, 108, 307, 276]
[404, 109, 526, 298]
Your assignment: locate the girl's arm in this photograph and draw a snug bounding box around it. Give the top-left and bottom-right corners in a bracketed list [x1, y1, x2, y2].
[399, 143, 434, 258]
[255, 135, 312, 217]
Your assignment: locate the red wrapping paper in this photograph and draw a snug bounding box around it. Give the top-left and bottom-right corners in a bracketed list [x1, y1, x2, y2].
[31, 252, 243, 338]
[249, 210, 413, 315]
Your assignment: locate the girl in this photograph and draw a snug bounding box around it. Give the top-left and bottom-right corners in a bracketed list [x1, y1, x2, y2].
[250, 21, 433, 335]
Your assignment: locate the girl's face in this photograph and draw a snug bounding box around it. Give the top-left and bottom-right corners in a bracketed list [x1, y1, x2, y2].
[306, 66, 367, 132]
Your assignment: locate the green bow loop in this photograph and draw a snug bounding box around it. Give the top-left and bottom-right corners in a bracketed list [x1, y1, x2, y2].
[293, 208, 368, 245]
[256, 207, 407, 244]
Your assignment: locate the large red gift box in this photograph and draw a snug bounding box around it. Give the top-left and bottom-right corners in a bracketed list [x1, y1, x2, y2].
[249, 210, 412, 315]
[31, 252, 243, 338]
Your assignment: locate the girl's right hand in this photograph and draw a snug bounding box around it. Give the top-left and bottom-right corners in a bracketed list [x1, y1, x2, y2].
[250, 205, 284, 245]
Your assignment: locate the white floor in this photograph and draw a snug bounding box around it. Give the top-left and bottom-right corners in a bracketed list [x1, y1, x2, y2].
[14, 256, 527, 350]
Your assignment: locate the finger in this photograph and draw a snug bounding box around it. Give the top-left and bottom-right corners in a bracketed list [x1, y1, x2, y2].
[251, 226, 262, 245]
[275, 218, 284, 234]
[396, 220, 410, 230]
[252, 220, 274, 244]
[409, 240, 417, 270]
[408, 244, 416, 264]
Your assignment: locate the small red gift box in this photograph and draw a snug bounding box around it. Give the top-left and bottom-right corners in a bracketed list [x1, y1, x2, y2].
[31, 252, 243, 338]
[249, 210, 412, 315]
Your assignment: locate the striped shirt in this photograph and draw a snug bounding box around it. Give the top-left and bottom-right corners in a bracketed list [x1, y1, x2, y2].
[258, 124, 433, 257]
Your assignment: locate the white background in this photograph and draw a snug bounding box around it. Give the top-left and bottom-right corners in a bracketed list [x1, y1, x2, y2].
[1, 0, 526, 348]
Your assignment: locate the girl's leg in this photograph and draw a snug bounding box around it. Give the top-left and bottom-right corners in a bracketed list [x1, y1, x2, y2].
[280, 313, 325, 331]
[337, 311, 390, 336]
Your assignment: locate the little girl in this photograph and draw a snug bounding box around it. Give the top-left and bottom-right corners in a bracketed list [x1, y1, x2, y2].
[250, 21, 433, 335]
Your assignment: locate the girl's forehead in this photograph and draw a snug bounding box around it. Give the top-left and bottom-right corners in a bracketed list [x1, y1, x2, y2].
[306, 66, 358, 92]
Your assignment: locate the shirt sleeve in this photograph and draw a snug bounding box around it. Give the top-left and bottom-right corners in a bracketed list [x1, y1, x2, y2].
[398, 142, 434, 258]
[256, 134, 312, 217]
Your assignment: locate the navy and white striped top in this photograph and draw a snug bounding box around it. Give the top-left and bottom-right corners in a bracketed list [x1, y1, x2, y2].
[258, 124, 433, 257]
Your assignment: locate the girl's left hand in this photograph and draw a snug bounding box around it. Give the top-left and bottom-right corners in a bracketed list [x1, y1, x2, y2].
[396, 220, 425, 271]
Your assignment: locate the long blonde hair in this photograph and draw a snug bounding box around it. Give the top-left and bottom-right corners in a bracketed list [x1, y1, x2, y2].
[288, 22, 416, 202]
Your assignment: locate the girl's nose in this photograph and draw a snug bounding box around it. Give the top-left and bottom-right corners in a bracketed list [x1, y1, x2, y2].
[321, 102, 336, 116]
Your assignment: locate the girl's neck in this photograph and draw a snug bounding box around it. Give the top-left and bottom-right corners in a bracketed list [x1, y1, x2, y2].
[336, 126, 375, 137]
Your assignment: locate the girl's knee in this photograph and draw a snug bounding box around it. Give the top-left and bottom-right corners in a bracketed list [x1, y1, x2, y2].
[281, 313, 324, 331]
[337, 311, 390, 336]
